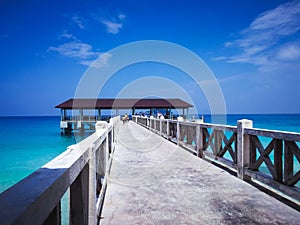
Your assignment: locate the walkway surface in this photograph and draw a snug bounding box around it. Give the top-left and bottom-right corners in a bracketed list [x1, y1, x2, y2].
[100, 121, 300, 225]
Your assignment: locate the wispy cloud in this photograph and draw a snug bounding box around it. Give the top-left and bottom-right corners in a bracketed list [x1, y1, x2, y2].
[49, 39, 110, 67]
[59, 30, 77, 40]
[275, 42, 300, 61]
[215, 1, 300, 71]
[101, 13, 126, 34]
[49, 41, 99, 59]
[72, 15, 86, 29]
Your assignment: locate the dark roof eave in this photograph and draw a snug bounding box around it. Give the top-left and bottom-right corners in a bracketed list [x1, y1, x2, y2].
[55, 98, 193, 109]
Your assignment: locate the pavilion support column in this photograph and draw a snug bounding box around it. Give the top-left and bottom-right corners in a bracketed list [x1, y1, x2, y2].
[61, 109, 67, 121]
[132, 107, 135, 115]
[79, 109, 83, 121]
[60, 109, 63, 121]
[116, 108, 119, 116]
[79, 109, 84, 133]
[98, 109, 101, 121]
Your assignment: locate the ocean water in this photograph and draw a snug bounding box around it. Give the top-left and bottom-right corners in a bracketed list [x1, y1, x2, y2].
[1, 114, 300, 193]
[0, 114, 299, 193]
[200, 114, 300, 132]
[0, 114, 299, 223]
[0, 116, 79, 193]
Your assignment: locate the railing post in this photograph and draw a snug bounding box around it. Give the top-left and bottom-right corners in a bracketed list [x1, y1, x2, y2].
[167, 120, 170, 139]
[44, 202, 61, 225]
[159, 119, 162, 136]
[88, 147, 96, 225]
[70, 163, 89, 225]
[237, 119, 253, 180]
[213, 129, 222, 156]
[177, 121, 180, 145]
[196, 124, 204, 158]
[105, 130, 109, 166]
[110, 127, 113, 154]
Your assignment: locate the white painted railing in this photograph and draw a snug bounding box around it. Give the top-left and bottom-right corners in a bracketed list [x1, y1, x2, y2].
[0, 116, 120, 225]
[133, 116, 300, 203]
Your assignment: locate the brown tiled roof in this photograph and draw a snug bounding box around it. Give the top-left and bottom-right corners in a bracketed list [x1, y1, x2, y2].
[55, 98, 193, 109]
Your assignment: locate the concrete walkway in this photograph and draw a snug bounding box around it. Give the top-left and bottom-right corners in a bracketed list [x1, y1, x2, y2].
[100, 121, 300, 224]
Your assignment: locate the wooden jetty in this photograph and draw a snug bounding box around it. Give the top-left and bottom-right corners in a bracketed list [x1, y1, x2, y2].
[0, 116, 300, 224]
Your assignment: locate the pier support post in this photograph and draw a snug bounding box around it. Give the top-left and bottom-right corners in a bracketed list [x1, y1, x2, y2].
[237, 119, 253, 180]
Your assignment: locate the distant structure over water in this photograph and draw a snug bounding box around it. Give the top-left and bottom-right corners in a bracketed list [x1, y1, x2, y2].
[55, 98, 193, 134]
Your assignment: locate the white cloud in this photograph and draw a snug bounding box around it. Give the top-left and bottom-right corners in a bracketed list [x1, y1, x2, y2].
[49, 39, 112, 68]
[275, 42, 300, 61]
[215, 1, 300, 71]
[49, 41, 99, 59]
[101, 13, 125, 34]
[59, 30, 77, 40]
[72, 16, 86, 29]
[102, 20, 123, 34]
[118, 13, 126, 20]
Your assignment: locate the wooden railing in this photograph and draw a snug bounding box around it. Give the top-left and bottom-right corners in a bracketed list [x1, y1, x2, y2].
[133, 116, 300, 202]
[0, 116, 120, 225]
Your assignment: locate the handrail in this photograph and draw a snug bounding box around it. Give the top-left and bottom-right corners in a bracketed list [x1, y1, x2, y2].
[0, 116, 120, 225]
[132, 115, 300, 203]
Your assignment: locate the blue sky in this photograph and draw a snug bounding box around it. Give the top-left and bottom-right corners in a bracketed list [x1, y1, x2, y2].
[0, 0, 300, 115]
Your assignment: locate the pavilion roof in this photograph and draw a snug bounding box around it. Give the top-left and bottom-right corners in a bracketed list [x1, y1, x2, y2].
[55, 98, 193, 110]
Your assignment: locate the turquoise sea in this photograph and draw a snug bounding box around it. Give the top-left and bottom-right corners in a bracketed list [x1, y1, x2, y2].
[0, 114, 300, 192]
[0, 114, 299, 224]
[0, 116, 83, 193]
[0, 114, 300, 193]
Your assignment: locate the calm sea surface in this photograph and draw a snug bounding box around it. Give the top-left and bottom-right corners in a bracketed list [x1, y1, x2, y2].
[1, 114, 300, 193]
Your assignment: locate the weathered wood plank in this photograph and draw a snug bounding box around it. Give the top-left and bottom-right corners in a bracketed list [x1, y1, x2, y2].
[244, 169, 300, 201]
[285, 141, 300, 162]
[250, 136, 276, 178]
[249, 136, 257, 170]
[287, 170, 300, 186]
[245, 128, 300, 142]
[284, 141, 294, 185]
[70, 163, 89, 225]
[43, 203, 61, 225]
[274, 139, 283, 182]
[200, 123, 237, 132]
[219, 132, 236, 161]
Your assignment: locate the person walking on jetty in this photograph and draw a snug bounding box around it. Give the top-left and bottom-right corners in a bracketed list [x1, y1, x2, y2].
[122, 113, 128, 124]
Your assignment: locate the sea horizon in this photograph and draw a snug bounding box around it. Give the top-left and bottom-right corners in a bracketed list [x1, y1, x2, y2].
[1, 113, 300, 193]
